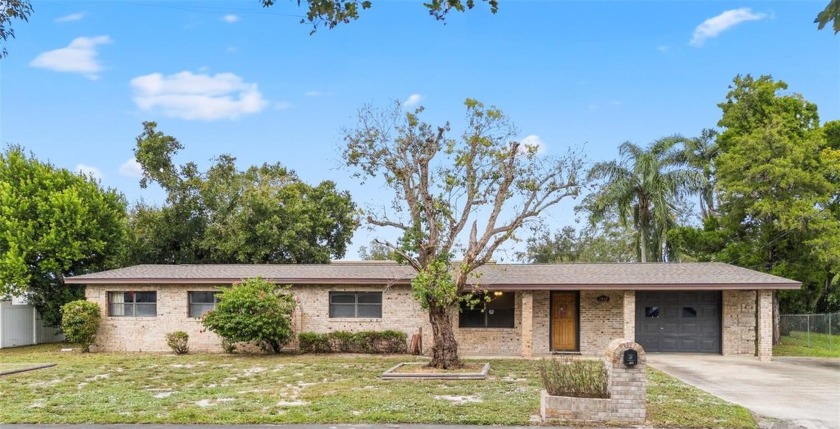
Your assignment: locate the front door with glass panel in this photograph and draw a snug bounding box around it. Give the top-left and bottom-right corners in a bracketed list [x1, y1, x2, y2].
[551, 292, 578, 351]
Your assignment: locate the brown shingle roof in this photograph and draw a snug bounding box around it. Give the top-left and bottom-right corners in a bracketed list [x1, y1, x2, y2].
[64, 261, 801, 290]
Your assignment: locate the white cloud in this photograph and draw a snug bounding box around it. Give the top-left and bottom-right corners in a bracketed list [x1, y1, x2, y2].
[403, 93, 423, 107]
[76, 164, 103, 180]
[130, 71, 268, 120]
[222, 14, 239, 23]
[30, 35, 111, 79]
[55, 12, 85, 23]
[690, 8, 766, 47]
[118, 158, 143, 178]
[519, 135, 547, 154]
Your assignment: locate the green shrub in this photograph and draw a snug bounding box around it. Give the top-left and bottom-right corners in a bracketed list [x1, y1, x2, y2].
[165, 331, 189, 354]
[60, 300, 101, 352]
[538, 357, 609, 398]
[298, 332, 331, 353]
[201, 278, 296, 353]
[298, 330, 407, 354]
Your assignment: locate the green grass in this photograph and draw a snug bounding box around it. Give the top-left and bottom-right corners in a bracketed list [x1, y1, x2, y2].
[646, 368, 756, 429]
[0, 344, 753, 427]
[774, 331, 840, 358]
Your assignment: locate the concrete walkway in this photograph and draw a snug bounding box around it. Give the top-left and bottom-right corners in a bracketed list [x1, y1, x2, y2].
[647, 354, 840, 429]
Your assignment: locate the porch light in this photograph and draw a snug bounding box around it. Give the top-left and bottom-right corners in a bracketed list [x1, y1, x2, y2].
[493, 291, 503, 297]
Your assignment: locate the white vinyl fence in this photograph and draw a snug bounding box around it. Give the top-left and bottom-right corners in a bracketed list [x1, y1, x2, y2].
[0, 301, 63, 348]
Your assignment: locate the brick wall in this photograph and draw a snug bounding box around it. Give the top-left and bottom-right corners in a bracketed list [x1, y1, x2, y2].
[295, 284, 431, 346]
[756, 290, 773, 361]
[722, 290, 756, 355]
[532, 291, 551, 355]
[579, 291, 625, 356]
[87, 284, 526, 356]
[86, 284, 224, 352]
[455, 291, 522, 356]
[86, 284, 766, 358]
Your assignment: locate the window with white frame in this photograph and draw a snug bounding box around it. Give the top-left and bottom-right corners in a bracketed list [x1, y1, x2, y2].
[108, 291, 157, 317]
[329, 291, 382, 318]
[188, 291, 220, 318]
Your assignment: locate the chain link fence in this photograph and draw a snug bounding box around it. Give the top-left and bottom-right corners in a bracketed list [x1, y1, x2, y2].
[780, 312, 840, 348]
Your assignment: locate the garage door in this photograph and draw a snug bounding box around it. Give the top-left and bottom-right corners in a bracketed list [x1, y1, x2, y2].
[635, 291, 721, 353]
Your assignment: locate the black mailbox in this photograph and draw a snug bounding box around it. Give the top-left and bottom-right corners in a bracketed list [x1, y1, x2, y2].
[623, 349, 638, 367]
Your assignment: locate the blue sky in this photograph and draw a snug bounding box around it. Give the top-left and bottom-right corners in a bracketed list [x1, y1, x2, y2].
[1, 1, 838, 259]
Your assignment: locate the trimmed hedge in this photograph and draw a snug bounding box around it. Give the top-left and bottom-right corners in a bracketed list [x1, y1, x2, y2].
[299, 330, 407, 354]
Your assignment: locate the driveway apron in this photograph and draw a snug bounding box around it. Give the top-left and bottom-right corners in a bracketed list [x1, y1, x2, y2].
[647, 354, 840, 429]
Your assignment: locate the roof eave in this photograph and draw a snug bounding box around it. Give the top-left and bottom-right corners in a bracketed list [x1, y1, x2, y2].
[64, 278, 801, 290]
[487, 282, 802, 291]
[63, 277, 414, 285]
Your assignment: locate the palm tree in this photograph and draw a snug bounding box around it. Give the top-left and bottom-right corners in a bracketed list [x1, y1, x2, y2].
[683, 129, 719, 221]
[586, 137, 698, 262]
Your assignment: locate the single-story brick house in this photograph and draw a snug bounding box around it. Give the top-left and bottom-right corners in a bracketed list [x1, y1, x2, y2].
[64, 262, 800, 360]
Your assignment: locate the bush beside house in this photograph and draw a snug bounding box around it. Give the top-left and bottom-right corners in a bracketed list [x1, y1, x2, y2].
[299, 330, 407, 354]
[60, 300, 101, 352]
[201, 278, 296, 353]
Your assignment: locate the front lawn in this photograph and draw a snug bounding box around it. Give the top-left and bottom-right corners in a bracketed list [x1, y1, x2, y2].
[0, 344, 754, 427]
[774, 331, 840, 358]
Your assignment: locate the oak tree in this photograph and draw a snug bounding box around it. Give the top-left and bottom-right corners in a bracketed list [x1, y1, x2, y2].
[126, 121, 357, 265]
[0, 146, 126, 326]
[342, 99, 582, 368]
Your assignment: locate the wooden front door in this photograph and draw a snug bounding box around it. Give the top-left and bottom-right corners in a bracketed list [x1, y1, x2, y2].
[551, 292, 578, 351]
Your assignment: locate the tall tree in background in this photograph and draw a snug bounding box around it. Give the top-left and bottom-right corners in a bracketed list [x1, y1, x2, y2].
[0, 146, 126, 326]
[343, 99, 582, 368]
[0, 0, 32, 58]
[126, 121, 357, 264]
[585, 137, 697, 262]
[517, 221, 637, 264]
[717, 75, 839, 313]
[682, 129, 719, 221]
[358, 240, 397, 261]
[672, 75, 840, 314]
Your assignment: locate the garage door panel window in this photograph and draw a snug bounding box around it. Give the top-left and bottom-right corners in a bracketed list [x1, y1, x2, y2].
[329, 292, 382, 318]
[109, 291, 157, 317]
[682, 307, 697, 318]
[645, 306, 660, 318]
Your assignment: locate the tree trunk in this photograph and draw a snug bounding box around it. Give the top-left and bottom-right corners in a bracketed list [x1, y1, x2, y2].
[427, 304, 462, 369]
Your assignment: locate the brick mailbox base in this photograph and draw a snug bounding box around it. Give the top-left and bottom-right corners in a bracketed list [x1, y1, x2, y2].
[540, 339, 646, 424]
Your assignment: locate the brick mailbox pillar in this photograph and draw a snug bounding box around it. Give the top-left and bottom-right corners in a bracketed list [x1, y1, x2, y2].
[604, 339, 646, 423]
[540, 339, 647, 424]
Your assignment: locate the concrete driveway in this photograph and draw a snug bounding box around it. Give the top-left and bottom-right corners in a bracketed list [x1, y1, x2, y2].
[647, 354, 840, 429]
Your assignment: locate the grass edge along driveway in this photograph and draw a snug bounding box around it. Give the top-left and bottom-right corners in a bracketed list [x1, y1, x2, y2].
[0, 344, 755, 428]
